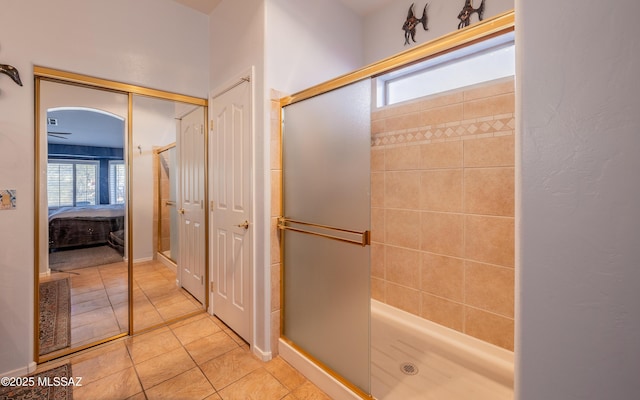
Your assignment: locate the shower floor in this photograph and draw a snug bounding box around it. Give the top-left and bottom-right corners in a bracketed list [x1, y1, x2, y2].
[371, 306, 513, 400]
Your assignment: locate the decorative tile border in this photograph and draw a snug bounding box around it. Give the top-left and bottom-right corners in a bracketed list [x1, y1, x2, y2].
[372, 113, 515, 148]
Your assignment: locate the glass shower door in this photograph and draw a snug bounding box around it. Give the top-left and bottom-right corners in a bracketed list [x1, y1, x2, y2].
[280, 79, 371, 395]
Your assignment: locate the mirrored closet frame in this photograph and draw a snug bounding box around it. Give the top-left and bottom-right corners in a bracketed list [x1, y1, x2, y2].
[34, 66, 209, 363]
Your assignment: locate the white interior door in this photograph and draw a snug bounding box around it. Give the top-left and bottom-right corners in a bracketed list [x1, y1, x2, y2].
[178, 107, 206, 304]
[209, 75, 252, 342]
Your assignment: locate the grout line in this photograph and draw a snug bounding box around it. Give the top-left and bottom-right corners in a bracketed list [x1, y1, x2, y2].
[124, 344, 147, 399]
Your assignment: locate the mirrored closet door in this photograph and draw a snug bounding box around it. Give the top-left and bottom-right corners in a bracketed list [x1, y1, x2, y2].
[131, 95, 206, 333]
[36, 79, 129, 360]
[35, 69, 208, 362]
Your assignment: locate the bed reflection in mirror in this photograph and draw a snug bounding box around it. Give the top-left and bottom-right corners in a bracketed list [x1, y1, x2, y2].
[38, 79, 129, 358]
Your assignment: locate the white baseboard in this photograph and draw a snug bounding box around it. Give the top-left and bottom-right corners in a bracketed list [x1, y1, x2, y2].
[251, 344, 272, 362]
[278, 339, 362, 400]
[156, 252, 177, 273]
[1, 361, 37, 378]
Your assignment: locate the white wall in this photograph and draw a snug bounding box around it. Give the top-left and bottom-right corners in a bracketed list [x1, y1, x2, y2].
[0, 0, 208, 376]
[363, 0, 513, 64]
[516, 0, 640, 398]
[265, 0, 363, 95]
[131, 96, 178, 261]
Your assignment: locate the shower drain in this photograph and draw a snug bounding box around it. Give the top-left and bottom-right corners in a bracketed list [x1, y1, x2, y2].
[400, 362, 419, 375]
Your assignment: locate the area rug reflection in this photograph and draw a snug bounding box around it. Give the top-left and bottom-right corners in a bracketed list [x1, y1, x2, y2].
[39, 278, 71, 355]
[49, 245, 123, 272]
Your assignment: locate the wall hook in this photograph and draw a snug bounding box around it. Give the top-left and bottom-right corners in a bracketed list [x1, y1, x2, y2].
[0, 63, 23, 93]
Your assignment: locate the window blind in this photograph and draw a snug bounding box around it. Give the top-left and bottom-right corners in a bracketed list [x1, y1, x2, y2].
[109, 161, 126, 204]
[47, 160, 99, 208]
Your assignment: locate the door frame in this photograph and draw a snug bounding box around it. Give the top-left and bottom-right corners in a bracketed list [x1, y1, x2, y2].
[208, 66, 256, 349]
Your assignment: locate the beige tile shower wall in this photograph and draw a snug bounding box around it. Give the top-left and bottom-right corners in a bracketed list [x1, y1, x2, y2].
[371, 77, 515, 351]
[153, 151, 173, 257]
[160, 165, 171, 252]
[270, 89, 285, 357]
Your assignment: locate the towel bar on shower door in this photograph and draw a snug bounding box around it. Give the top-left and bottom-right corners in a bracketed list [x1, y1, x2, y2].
[277, 217, 370, 247]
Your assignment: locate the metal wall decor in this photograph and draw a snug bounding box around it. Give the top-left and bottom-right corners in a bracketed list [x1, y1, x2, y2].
[403, 3, 429, 45]
[0, 63, 23, 91]
[458, 0, 485, 29]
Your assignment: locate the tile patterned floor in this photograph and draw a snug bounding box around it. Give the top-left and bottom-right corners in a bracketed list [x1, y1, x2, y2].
[131, 260, 202, 332]
[41, 259, 203, 358]
[35, 312, 331, 400]
[39, 257, 512, 399]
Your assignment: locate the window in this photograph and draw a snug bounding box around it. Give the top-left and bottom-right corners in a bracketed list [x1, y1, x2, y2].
[376, 32, 515, 107]
[109, 160, 126, 204]
[47, 160, 99, 208]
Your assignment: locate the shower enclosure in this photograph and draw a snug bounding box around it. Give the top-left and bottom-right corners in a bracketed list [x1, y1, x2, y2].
[278, 11, 515, 400]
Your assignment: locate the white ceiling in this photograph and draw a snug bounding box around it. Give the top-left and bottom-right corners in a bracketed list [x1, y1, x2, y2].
[47, 109, 125, 148]
[172, 0, 392, 16]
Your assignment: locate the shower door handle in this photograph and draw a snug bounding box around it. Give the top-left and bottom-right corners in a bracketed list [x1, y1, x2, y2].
[277, 217, 370, 247]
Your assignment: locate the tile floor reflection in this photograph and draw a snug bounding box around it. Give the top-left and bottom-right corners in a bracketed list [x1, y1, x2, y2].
[41, 261, 129, 357]
[41, 259, 204, 359]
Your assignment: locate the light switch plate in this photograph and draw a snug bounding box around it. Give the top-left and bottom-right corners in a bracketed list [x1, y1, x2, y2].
[0, 190, 16, 210]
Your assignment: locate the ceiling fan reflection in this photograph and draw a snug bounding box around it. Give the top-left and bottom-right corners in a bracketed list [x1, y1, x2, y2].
[47, 131, 72, 140]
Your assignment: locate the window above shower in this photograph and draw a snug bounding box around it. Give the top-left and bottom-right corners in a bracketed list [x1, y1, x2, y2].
[375, 31, 515, 108]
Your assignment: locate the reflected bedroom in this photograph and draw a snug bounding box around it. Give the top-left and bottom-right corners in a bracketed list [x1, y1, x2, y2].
[36, 76, 207, 361]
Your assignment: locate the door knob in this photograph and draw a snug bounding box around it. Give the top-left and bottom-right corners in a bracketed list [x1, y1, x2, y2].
[236, 220, 250, 229]
[178, 208, 185, 214]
